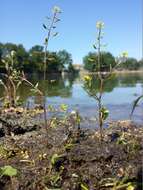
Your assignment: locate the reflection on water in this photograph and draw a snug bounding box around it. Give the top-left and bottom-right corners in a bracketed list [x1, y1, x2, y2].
[0, 72, 143, 123]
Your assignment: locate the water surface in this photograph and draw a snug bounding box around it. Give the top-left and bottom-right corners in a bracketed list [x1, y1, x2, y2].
[0, 72, 143, 125]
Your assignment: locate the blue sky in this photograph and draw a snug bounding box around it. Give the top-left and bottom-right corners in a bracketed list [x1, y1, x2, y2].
[0, 0, 142, 63]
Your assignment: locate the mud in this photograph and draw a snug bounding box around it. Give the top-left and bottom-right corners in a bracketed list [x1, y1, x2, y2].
[0, 109, 142, 190]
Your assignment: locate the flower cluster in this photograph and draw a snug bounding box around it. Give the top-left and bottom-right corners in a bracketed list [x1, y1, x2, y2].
[53, 6, 61, 14]
[84, 75, 92, 81]
[121, 51, 128, 58]
[96, 21, 104, 29]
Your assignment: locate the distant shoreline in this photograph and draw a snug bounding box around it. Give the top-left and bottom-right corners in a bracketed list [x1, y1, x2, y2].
[79, 69, 143, 75]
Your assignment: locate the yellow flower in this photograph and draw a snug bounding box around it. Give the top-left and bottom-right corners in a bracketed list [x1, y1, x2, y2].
[96, 21, 104, 29]
[84, 75, 92, 81]
[121, 51, 128, 58]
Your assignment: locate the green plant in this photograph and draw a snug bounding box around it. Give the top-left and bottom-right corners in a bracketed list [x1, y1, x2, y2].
[51, 153, 62, 166]
[42, 6, 61, 131]
[131, 94, 143, 116]
[0, 51, 22, 107]
[80, 183, 89, 190]
[83, 51, 116, 72]
[0, 165, 17, 177]
[43, 6, 61, 79]
[0, 50, 43, 108]
[84, 21, 128, 140]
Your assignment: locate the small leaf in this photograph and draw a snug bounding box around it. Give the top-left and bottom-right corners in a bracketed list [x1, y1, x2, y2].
[0, 165, 17, 177]
[53, 32, 58, 37]
[60, 104, 68, 111]
[87, 58, 95, 62]
[35, 83, 39, 89]
[131, 95, 143, 116]
[81, 183, 89, 190]
[93, 44, 97, 49]
[45, 38, 48, 44]
[54, 18, 61, 23]
[51, 154, 59, 165]
[65, 143, 74, 151]
[127, 184, 136, 190]
[48, 105, 55, 112]
[100, 107, 109, 120]
[43, 24, 47, 29]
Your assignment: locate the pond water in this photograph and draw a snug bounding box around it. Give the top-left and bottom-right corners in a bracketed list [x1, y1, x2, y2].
[0, 72, 143, 125]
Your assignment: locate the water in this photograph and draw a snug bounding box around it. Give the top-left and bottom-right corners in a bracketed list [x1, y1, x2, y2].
[0, 72, 143, 124]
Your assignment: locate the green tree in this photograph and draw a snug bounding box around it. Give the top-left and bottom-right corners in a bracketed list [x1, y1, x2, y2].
[83, 51, 115, 72]
[28, 45, 44, 72]
[46, 52, 62, 73]
[119, 57, 139, 70]
[57, 50, 73, 71]
[15, 44, 29, 70]
[137, 59, 143, 69]
[0, 43, 29, 71]
[83, 52, 97, 71]
[0, 43, 4, 71]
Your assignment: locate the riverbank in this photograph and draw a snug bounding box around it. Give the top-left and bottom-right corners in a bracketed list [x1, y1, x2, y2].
[79, 69, 143, 76]
[0, 108, 142, 190]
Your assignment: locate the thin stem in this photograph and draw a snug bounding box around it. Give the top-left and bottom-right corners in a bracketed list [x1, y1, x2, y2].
[98, 78, 104, 140]
[22, 78, 43, 96]
[97, 26, 104, 141]
[44, 12, 57, 80]
[43, 11, 58, 133]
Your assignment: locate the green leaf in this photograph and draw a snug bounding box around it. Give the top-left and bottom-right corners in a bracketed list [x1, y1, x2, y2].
[127, 184, 136, 190]
[45, 38, 48, 44]
[131, 95, 143, 116]
[35, 82, 39, 89]
[53, 32, 58, 37]
[64, 143, 74, 151]
[101, 107, 109, 120]
[87, 58, 95, 62]
[60, 104, 68, 111]
[51, 154, 59, 165]
[54, 18, 61, 23]
[93, 44, 97, 49]
[0, 165, 17, 177]
[81, 183, 89, 190]
[43, 24, 47, 29]
[48, 105, 55, 112]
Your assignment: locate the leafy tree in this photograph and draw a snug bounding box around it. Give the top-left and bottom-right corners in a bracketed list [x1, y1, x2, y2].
[119, 57, 139, 70]
[46, 52, 62, 73]
[83, 52, 97, 72]
[29, 45, 44, 53]
[100, 52, 116, 70]
[15, 44, 29, 70]
[0, 43, 29, 71]
[0, 43, 4, 71]
[138, 59, 143, 69]
[27, 45, 44, 72]
[57, 50, 73, 70]
[83, 51, 115, 72]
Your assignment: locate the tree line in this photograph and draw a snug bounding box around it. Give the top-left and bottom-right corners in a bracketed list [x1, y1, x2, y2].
[83, 51, 143, 72]
[0, 42, 75, 74]
[0, 42, 142, 73]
